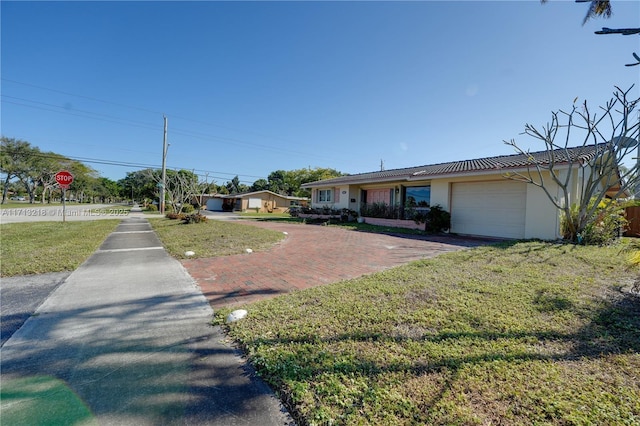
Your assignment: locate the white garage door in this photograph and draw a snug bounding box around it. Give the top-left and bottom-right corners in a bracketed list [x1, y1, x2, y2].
[248, 198, 262, 209]
[451, 181, 527, 239]
[206, 198, 223, 211]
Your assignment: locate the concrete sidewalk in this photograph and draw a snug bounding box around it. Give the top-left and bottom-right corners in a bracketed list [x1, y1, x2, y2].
[0, 215, 293, 425]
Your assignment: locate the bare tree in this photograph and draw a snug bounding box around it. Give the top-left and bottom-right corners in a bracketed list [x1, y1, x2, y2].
[504, 86, 640, 242]
[145, 168, 201, 214]
[194, 172, 214, 210]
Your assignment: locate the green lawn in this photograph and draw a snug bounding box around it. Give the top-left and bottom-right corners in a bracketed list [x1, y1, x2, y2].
[237, 212, 292, 218]
[216, 241, 640, 425]
[0, 220, 120, 276]
[248, 215, 432, 237]
[0, 201, 91, 209]
[149, 217, 285, 259]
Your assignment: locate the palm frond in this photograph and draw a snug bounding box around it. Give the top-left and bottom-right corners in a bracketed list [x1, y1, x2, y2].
[582, 0, 612, 25]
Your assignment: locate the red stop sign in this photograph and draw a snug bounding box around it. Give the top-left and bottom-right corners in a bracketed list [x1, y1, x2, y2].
[55, 170, 74, 187]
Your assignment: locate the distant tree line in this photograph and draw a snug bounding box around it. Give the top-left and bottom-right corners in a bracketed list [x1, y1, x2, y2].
[119, 167, 344, 206]
[0, 137, 120, 204]
[1, 136, 344, 206]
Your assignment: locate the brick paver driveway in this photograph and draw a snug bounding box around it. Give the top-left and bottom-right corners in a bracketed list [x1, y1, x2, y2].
[182, 221, 493, 309]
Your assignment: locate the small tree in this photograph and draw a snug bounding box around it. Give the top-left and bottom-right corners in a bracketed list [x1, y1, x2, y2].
[504, 86, 639, 243]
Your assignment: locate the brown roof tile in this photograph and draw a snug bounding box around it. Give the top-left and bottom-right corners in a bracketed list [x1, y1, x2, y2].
[301, 144, 604, 188]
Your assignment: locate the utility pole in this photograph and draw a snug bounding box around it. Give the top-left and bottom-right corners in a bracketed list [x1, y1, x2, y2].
[160, 115, 168, 214]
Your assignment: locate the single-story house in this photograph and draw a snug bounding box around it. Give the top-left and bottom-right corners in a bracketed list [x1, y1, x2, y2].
[301, 145, 624, 240]
[204, 190, 308, 213]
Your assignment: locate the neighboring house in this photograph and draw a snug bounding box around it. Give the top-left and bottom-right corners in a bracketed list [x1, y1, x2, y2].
[197, 194, 226, 211]
[204, 190, 308, 213]
[301, 145, 623, 240]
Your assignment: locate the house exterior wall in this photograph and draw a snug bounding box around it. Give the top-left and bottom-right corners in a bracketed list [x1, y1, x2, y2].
[524, 181, 560, 240]
[348, 187, 360, 210]
[311, 185, 350, 210]
[229, 192, 308, 212]
[306, 164, 599, 240]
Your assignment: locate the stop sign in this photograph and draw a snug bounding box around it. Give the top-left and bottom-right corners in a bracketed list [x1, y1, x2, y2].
[55, 170, 74, 188]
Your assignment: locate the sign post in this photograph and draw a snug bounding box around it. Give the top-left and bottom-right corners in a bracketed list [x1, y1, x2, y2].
[55, 171, 74, 222]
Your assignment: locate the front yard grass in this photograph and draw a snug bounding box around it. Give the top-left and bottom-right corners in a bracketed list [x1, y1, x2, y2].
[150, 217, 285, 259]
[216, 240, 640, 425]
[253, 215, 431, 237]
[0, 220, 120, 276]
[237, 212, 292, 218]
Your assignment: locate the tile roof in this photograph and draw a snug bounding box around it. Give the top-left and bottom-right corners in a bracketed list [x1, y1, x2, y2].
[301, 144, 604, 188]
[221, 190, 308, 200]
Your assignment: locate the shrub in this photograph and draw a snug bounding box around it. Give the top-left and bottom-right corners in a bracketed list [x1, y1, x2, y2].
[424, 205, 451, 233]
[146, 204, 158, 212]
[564, 199, 627, 245]
[413, 204, 451, 233]
[181, 204, 195, 214]
[166, 212, 186, 220]
[360, 202, 405, 219]
[289, 206, 358, 222]
[182, 213, 208, 224]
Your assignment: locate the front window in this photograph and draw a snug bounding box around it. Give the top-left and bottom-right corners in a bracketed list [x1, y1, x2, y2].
[318, 189, 333, 203]
[405, 186, 431, 207]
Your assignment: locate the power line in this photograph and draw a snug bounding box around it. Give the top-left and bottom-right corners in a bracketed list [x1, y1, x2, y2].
[2, 96, 340, 162]
[2, 78, 162, 115]
[1, 96, 161, 131]
[0, 147, 260, 184]
[2, 78, 340, 161]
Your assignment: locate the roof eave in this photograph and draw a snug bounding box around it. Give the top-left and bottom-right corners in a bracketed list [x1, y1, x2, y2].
[407, 163, 574, 181]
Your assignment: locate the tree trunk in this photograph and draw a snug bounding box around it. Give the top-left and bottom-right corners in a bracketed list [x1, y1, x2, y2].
[1, 174, 11, 203]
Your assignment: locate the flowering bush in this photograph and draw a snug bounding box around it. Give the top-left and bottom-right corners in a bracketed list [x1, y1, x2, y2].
[563, 199, 627, 245]
[289, 206, 358, 222]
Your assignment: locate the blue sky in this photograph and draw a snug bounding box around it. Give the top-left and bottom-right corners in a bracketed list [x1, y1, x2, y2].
[2, 1, 639, 185]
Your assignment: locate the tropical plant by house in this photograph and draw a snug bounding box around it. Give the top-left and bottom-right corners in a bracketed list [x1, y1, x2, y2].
[504, 86, 639, 244]
[413, 204, 451, 234]
[360, 202, 406, 220]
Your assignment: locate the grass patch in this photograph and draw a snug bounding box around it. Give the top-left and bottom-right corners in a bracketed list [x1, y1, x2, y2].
[0, 220, 120, 276]
[150, 217, 285, 259]
[237, 212, 291, 218]
[328, 221, 426, 236]
[0, 201, 86, 209]
[216, 241, 640, 425]
[252, 215, 430, 236]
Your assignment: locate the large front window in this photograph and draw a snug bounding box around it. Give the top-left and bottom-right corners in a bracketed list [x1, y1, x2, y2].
[318, 189, 333, 203]
[405, 186, 431, 207]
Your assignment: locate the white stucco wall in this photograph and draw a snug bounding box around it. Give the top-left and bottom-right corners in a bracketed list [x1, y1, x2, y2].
[523, 183, 560, 240]
[335, 187, 350, 209]
[348, 187, 361, 210]
[311, 186, 350, 210]
[429, 180, 450, 210]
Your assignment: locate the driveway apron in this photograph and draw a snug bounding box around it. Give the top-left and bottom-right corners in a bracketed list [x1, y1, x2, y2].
[184, 220, 490, 309]
[0, 216, 292, 425]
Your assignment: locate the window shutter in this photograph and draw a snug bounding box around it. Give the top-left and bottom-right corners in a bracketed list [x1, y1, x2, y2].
[334, 188, 340, 203]
[312, 189, 317, 203]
